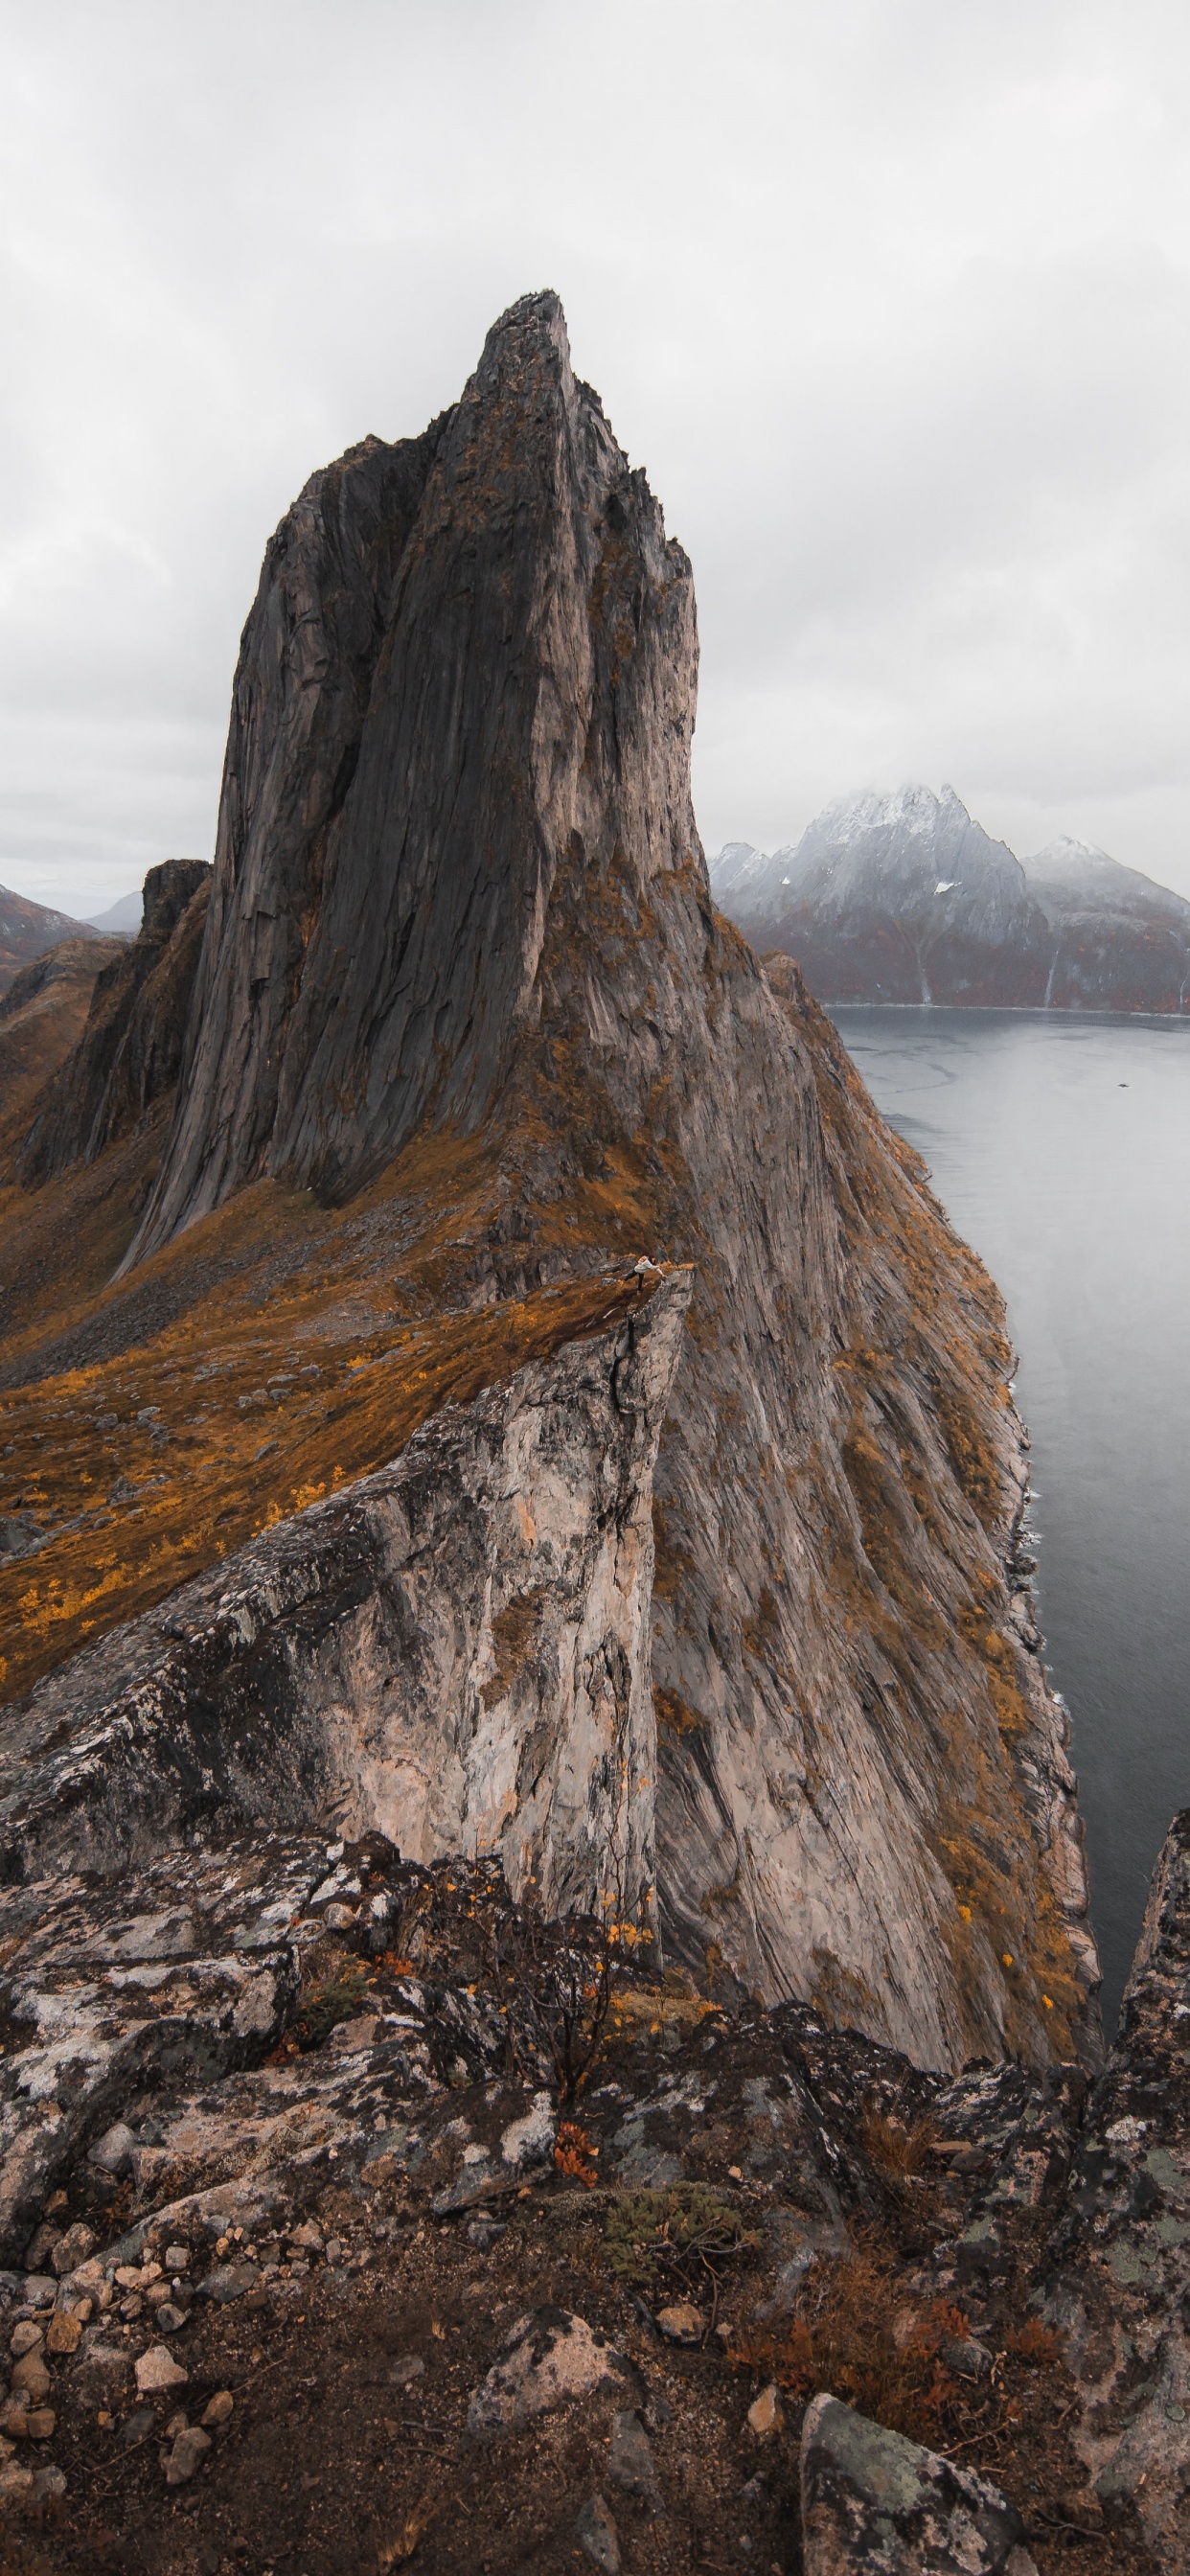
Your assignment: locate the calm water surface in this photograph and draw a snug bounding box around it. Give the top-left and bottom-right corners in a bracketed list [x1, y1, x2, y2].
[832, 1007, 1190, 2035]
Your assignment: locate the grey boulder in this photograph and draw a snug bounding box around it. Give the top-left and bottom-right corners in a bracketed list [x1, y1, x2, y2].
[800, 2391, 1037, 2575]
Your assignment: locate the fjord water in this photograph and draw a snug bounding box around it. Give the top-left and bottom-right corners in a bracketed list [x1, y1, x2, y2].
[832, 1007, 1190, 2034]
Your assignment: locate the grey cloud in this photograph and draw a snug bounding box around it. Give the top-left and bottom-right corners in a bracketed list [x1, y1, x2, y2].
[2, 0, 1188, 912]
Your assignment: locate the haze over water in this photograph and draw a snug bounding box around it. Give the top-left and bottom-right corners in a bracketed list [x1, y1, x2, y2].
[832, 1006, 1190, 2037]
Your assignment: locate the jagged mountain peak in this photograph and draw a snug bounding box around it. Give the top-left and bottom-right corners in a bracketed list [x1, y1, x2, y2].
[709, 785, 1033, 988]
[128, 288, 695, 1258]
[806, 777, 972, 847]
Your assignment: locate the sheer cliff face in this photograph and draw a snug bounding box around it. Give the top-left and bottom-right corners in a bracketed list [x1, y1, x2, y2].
[28, 294, 1096, 2073]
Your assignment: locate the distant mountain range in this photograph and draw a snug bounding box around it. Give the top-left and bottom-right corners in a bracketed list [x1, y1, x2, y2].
[86, 888, 144, 934]
[711, 786, 1190, 1010]
[0, 886, 110, 998]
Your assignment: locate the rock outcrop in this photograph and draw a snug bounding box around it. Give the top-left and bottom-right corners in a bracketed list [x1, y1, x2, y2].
[17, 861, 211, 1184]
[1041, 1806, 1190, 2565]
[713, 787, 1190, 1011]
[0, 1268, 687, 1920]
[80, 292, 1097, 2075]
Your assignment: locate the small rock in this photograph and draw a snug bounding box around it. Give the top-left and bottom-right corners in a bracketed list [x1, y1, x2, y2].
[164, 2408, 190, 2439]
[606, 2406, 661, 2508]
[135, 2344, 189, 2397]
[164, 2247, 190, 2273]
[389, 2356, 425, 2388]
[656, 2302, 706, 2344]
[20, 2409, 55, 2441]
[10, 2324, 42, 2358]
[468, 2308, 640, 2439]
[941, 2334, 994, 2382]
[202, 2390, 234, 2427]
[88, 2123, 136, 2176]
[156, 2303, 186, 2333]
[197, 2262, 260, 2304]
[121, 2408, 156, 2446]
[323, 1901, 355, 1929]
[575, 2494, 621, 2573]
[11, 2353, 51, 2404]
[166, 2425, 212, 2486]
[288, 2221, 324, 2253]
[0, 2465, 34, 2501]
[45, 2311, 83, 2355]
[32, 2462, 66, 2502]
[49, 2223, 95, 2277]
[0, 2402, 29, 2439]
[746, 2384, 783, 2437]
[20, 2279, 56, 2312]
[467, 2219, 506, 2250]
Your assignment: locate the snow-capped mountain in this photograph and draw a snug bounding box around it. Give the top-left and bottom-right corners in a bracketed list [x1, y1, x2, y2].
[1022, 837, 1190, 930]
[710, 791, 1190, 1011]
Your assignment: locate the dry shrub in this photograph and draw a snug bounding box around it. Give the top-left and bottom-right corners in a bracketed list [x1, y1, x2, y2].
[1004, 2317, 1061, 2367]
[731, 2238, 966, 2443]
[858, 2107, 938, 2185]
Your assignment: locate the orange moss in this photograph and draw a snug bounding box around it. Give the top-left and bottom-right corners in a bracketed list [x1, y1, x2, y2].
[0, 1266, 658, 1707]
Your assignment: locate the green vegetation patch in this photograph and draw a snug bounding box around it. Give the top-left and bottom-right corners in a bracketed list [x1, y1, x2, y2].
[605, 2183, 761, 2294]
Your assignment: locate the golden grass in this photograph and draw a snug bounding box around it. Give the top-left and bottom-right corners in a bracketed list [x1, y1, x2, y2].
[0, 1195, 659, 1705]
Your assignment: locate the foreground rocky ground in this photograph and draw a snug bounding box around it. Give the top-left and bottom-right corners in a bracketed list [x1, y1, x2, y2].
[0, 1818, 1182, 2575]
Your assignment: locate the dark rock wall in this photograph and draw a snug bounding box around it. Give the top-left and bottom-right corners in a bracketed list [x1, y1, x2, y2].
[127, 426, 451, 1237]
[18, 862, 212, 1184]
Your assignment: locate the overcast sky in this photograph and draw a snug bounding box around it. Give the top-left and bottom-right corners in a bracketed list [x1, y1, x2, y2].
[2, 0, 1189, 915]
